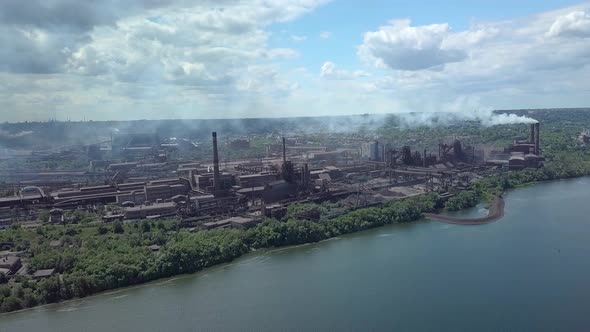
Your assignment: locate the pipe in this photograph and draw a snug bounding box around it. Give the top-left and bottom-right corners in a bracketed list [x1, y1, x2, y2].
[212, 132, 220, 192]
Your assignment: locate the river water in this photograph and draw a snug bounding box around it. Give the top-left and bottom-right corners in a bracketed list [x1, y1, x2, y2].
[2, 177, 590, 331]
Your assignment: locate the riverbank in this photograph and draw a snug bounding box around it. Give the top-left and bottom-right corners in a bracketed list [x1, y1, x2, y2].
[5, 177, 590, 332]
[423, 196, 505, 225]
[0, 169, 584, 314]
[0, 194, 440, 313]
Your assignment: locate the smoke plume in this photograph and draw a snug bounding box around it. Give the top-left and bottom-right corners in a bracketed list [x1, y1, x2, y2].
[0, 130, 34, 138]
[394, 110, 538, 128]
[393, 96, 538, 128]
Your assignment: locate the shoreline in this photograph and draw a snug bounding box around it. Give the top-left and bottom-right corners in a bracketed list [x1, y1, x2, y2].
[0, 194, 507, 316]
[0, 238, 330, 317]
[0, 177, 568, 316]
[423, 196, 505, 225]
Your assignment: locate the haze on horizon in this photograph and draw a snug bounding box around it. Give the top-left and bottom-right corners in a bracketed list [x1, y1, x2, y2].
[1, 0, 589, 123]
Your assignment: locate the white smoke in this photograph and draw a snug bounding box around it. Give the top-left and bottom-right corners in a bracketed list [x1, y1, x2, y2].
[478, 111, 538, 126]
[394, 96, 538, 128]
[0, 130, 34, 138]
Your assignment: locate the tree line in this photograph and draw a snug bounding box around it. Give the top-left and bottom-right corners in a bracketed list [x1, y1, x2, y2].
[0, 194, 439, 313]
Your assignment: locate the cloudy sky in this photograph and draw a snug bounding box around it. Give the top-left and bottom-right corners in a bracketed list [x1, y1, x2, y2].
[1, 0, 589, 122]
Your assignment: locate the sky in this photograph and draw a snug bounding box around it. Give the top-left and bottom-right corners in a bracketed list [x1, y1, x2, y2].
[0, 0, 589, 122]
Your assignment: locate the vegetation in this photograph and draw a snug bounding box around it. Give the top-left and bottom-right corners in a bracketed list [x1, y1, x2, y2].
[444, 191, 479, 211]
[0, 194, 439, 313]
[285, 203, 328, 221]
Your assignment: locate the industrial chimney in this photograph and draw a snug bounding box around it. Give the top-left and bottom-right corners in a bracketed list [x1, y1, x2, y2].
[212, 132, 220, 192]
[529, 123, 536, 146]
[534, 123, 540, 155]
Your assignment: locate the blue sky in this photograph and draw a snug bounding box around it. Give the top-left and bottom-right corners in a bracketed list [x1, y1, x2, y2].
[270, 0, 585, 73]
[0, 0, 589, 121]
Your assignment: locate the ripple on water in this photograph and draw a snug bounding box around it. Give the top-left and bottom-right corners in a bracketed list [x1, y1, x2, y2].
[113, 294, 129, 300]
[155, 277, 180, 286]
[56, 304, 90, 313]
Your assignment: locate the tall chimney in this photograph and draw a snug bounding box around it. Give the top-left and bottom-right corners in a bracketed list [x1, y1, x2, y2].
[423, 149, 427, 167]
[212, 132, 220, 192]
[529, 123, 536, 144]
[535, 122, 540, 155]
[282, 137, 287, 163]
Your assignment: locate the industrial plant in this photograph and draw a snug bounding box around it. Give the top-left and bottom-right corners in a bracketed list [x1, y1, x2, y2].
[0, 121, 544, 235]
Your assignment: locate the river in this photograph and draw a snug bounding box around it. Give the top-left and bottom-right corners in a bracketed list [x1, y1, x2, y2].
[2, 177, 590, 331]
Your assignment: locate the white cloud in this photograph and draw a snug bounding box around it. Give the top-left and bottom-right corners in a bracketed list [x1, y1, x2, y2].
[319, 31, 332, 39]
[0, 0, 329, 121]
[546, 11, 590, 38]
[1, 1, 590, 122]
[358, 19, 468, 71]
[290, 34, 307, 42]
[0, 0, 328, 76]
[355, 3, 590, 113]
[320, 61, 368, 80]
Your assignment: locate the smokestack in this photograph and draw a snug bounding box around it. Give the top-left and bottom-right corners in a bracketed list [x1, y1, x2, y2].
[423, 149, 427, 167]
[282, 137, 286, 163]
[212, 132, 220, 192]
[529, 124, 536, 145]
[535, 122, 540, 155]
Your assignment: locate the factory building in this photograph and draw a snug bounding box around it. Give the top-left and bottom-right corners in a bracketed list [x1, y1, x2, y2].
[236, 173, 278, 188]
[308, 149, 355, 166]
[508, 123, 543, 170]
[195, 173, 234, 192]
[124, 201, 177, 219]
[361, 141, 384, 161]
[145, 181, 188, 202]
[262, 180, 297, 203]
[508, 155, 526, 170]
[48, 177, 189, 208]
[117, 190, 146, 205]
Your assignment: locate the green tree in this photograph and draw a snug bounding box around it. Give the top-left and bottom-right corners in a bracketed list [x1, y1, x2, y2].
[141, 221, 151, 233]
[113, 221, 125, 234]
[0, 296, 22, 312]
[97, 225, 108, 235]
